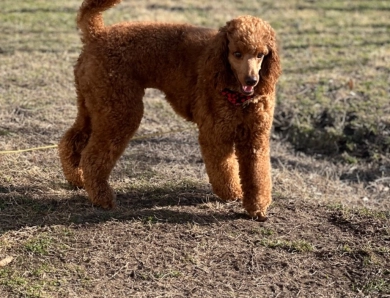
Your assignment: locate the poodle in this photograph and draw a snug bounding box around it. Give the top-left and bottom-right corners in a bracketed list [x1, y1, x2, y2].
[59, 0, 281, 221]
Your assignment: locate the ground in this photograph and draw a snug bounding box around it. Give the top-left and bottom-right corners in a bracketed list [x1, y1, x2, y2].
[0, 0, 389, 297]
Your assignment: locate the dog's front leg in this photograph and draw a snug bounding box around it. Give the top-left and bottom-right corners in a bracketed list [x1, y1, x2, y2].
[235, 123, 273, 221]
[198, 128, 243, 202]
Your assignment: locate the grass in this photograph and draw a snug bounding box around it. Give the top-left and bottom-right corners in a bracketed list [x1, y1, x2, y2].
[353, 277, 390, 295]
[259, 239, 315, 253]
[272, 0, 390, 160]
[24, 237, 52, 255]
[0, 0, 389, 297]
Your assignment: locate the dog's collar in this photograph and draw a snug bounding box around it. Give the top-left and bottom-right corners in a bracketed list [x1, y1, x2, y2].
[221, 89, 255, 106]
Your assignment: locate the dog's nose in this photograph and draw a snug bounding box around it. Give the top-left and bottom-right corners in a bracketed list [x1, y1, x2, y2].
[245, 76, 258, 86]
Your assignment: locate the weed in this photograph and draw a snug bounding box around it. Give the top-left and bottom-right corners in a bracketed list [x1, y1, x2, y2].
[326, 203, 345, 211]
[341, 244, 352, 253]
[355, 208, 389, 220]
[353, 278, 390, 295]
[0, 268, 27, 288]
[251, 227, 274, 236]
[184, 253, 198, 265]
[154, 270, 181, 279]
[24, 237, 52, 255]
[142, 215, 158, 225]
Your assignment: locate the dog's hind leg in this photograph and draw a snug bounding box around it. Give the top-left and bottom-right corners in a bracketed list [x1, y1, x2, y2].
[58, 94, 91, 188]
[79, 88, 144, 209]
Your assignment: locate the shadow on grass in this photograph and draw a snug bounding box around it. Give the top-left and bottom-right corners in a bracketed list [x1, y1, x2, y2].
[0, 183, 246, 234]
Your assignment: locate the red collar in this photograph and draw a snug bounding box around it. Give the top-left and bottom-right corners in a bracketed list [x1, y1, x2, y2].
[221, 89, 254, 106]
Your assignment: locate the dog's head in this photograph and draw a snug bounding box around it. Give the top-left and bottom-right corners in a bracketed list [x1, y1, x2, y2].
[206, 16, 281, 96]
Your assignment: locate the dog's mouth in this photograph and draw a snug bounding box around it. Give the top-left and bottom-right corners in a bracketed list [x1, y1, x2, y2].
[241, 85, 255, 95]
[231, 72, 258, 96]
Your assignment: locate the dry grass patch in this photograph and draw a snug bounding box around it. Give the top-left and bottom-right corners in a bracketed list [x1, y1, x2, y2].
[1, 0, 389, 297]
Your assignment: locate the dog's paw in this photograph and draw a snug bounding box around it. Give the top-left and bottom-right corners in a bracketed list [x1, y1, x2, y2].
[246, 209, 268, 222]
[63, 167, 85, 188]
[89, 184, 116, 210]
[252, 212, 268, 222]
[98, 199, 116, 209]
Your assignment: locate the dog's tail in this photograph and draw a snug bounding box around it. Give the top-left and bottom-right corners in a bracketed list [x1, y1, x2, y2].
[77, 0, 121, 41]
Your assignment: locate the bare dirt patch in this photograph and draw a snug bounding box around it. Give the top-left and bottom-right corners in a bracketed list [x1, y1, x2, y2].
[1, 186, 389, 297]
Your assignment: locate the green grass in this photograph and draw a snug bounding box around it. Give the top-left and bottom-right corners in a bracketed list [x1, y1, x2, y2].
[0, 268, 43, 298]
[328, 203, 390, 221]
[353, 276, 390, 295]
[273, 0, 390, 160]
[24, 237, 53, 255]
[153, 270, 182, 279]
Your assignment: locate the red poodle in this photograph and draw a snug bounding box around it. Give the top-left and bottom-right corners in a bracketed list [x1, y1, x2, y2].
[59, 0, 281, 221]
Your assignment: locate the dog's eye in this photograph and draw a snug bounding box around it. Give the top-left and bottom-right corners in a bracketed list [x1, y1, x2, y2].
[233, 52, 242, 58]
[257, 53, 264, 59]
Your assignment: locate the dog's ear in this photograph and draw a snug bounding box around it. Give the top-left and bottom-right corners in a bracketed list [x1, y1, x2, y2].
[201, 27, 233, 90]
[258, 30, 282, 94]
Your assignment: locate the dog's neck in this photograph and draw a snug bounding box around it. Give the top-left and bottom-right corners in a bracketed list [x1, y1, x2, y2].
[221, 89, 255, 106]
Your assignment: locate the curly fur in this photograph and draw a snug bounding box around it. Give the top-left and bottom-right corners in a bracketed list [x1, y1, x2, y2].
[59, 0, 281, 221]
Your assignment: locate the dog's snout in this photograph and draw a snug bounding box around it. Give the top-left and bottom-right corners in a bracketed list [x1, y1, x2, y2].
[245, 76, 258, 86]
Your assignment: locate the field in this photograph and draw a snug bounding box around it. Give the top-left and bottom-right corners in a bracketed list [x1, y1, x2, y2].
[0, 0, 389, 297]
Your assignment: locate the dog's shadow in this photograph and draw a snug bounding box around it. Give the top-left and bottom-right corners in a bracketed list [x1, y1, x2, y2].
[0, 183, 246, 234]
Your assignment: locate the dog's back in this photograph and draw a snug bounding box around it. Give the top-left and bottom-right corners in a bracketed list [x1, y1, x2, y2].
[76, 0, 216, 120]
